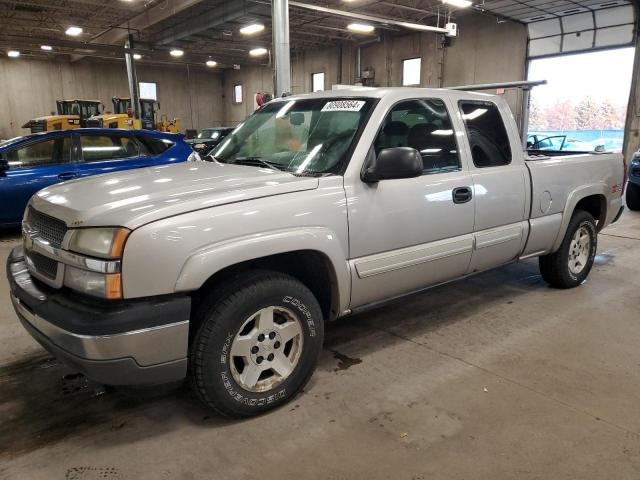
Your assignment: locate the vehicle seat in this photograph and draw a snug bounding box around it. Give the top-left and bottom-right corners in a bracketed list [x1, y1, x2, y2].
[382, 121, 409, 149]
[408, 123, 447, 170]
[125, 140, 138, 157]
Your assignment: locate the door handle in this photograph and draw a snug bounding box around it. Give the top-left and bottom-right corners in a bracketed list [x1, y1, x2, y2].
[57, 172, 77, 181]
[452, 186, 473, 204]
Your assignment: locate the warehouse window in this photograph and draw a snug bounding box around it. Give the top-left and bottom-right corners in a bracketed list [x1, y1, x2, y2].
[139, 82, 157, 101]
[459, 101, 512, 168]
[312, 72, 325, 92]
[233, 84, 243, 104]
[402, 58, 421, 86]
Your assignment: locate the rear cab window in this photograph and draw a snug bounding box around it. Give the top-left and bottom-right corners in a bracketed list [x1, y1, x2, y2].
[458, 101, 512, 168]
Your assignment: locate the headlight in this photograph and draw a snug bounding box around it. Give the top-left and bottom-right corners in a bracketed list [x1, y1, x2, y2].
[64, 266, 122, 299]
[68, 227, 130, 259]
[65, 227, 129, 299]
[187, 151, 202, 162]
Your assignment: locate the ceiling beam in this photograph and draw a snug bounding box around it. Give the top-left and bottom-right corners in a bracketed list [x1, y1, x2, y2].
[154, 2, 271, 46]
[287, 1, 448, 33]
[70, 0, 203, 61]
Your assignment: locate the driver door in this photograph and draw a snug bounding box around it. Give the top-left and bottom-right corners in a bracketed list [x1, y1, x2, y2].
[347, 97, 476, 307]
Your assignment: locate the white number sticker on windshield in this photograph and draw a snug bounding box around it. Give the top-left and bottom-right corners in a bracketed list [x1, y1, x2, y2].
[321, 100, 366, 112]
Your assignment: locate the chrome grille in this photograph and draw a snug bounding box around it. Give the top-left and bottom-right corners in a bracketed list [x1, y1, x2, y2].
[26, 208, 67, 249]
[26, 251, 58, 280]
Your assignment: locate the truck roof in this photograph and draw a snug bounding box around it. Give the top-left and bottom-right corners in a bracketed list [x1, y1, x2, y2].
[275, 86, 501, 102]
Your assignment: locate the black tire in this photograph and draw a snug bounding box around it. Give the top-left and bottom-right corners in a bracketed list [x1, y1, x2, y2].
[189, 270, 324, 417]
[539, 210, 597, 289]
[626, 182, 640, 211]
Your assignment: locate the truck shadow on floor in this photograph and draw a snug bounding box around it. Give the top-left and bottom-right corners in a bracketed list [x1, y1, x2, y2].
[0, 259, 551, 460]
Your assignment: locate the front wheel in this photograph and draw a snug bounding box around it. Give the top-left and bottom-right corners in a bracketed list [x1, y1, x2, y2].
[189, 271, 324, 417]
[626, 182, 640, 211]
[539, 210, 597, 289]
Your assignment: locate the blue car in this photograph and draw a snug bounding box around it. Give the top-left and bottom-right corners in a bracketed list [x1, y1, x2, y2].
[627, 151, 640, 210]
[0, 129, 193, 227]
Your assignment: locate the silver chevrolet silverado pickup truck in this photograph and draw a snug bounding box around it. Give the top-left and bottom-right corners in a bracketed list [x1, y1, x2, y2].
[8, 87, 625, 417]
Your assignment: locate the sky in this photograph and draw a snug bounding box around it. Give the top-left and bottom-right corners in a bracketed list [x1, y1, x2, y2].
[527, 47, 635, 107]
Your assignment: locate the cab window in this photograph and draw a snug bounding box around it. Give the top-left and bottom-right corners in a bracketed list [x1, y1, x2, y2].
[5, 137, 71, 169]
[374, 98, 460, 174]
[459, 101, 512, 167]
[80, 135, 138, 162]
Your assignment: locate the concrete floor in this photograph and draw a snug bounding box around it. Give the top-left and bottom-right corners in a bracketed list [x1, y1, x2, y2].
[1, 210, 639, 480]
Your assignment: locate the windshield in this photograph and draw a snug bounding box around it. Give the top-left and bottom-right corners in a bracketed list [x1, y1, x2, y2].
[197, 129, 221, 140]
[211, 98, 374, 175]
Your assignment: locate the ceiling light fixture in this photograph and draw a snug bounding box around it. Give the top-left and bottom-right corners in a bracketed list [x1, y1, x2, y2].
[240, 23, 265, 35]
[206, 60, 217, 67]
[169, 49, 184, 57]
[249, 47, 268, 57]
[7, 50, 20, 58]
[65, 26, 83, 36]
[133, 53, 142, 60]
[347, 23, 375, 33]
[442, 0, 473, 8]
[41, 45, 53, 51]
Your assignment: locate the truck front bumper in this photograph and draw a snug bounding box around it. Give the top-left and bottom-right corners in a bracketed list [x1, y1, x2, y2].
[7, 246, 191, 385]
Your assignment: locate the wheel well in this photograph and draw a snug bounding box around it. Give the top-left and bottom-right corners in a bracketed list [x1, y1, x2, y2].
[191, 250, 339, 325]
[574, 194, 607, 231]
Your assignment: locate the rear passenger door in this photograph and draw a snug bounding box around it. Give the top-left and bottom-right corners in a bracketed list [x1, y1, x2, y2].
[456, 100, 528, 273]
[0, 134, 74, 225]
[74, 132, 143, 177]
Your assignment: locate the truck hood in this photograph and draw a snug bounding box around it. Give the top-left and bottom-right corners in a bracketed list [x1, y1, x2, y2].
[30, 162, 319, 229]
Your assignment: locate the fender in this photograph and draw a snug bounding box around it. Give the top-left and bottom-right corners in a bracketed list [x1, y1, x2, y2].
[551, 183, 608, 252]
[174, 226, 351, 313]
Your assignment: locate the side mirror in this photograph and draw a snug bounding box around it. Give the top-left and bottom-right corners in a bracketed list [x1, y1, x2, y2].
[362, 147, 423, 182]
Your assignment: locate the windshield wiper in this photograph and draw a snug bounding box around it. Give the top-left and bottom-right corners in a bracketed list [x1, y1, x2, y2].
[232, 157, 287, 172]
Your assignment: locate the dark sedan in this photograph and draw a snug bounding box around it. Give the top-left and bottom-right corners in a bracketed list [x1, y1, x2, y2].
[186, 127, 234, 156]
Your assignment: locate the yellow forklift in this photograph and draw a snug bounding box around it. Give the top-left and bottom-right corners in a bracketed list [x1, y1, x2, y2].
[22, 99, 102, 133]
[86, 97, 182, 133]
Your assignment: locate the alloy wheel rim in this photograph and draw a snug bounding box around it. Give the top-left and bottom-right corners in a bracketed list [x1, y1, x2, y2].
[568, 226, 591, 275]
[229, 306, 304, 393]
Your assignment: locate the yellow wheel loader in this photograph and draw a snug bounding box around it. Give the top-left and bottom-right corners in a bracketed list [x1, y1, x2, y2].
[86, 97, 181, 133]
[22, 100, 102, 133]
[86, 97, 140, 129]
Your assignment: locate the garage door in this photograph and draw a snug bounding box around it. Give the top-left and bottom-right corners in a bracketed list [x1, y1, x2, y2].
[477, 0, 636, 59]
[527, 2, 635, 58]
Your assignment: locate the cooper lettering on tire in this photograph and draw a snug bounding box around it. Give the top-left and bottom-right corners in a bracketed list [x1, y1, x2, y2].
[189, 271, 324, 417]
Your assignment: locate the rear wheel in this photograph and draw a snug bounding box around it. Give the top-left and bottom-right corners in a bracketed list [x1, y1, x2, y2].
[539, 210, 597, 289]
[189, 271, 324, 417]
[626, 182, 640, 211]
